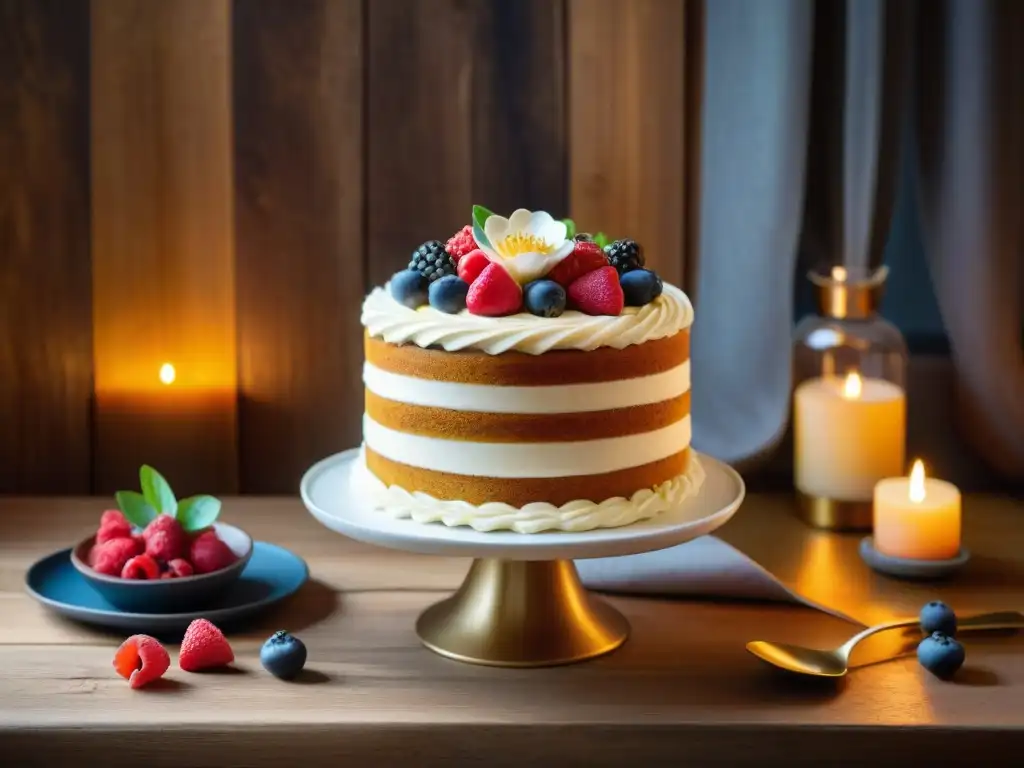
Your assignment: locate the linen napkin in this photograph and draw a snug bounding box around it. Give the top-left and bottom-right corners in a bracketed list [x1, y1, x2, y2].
[576, 535, 860, 624]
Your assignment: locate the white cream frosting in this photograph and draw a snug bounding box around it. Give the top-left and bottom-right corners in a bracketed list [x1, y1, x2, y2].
[355, 448, 706, 534]
[363, 414, 691, 478]
[362, 282, 693, 355]
[364, 360, 689, 414]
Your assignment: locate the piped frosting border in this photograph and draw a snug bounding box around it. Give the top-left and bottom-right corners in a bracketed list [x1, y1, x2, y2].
[354, 448, 706, 534]
[362, 282, 693, 355]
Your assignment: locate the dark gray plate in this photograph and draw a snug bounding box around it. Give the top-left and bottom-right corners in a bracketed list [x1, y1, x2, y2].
[860, 537, 970, 580]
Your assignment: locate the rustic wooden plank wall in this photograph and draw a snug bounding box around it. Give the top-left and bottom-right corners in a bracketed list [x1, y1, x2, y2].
[569, 0, 689, 288]
[233, 0, 365, 494]
[0, 0, 694, 495]
[0, 0, 93, 494]
[91, 0, 238, 496]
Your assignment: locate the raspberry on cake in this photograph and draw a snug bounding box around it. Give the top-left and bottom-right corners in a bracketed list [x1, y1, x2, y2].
[360, 205, 701, 534]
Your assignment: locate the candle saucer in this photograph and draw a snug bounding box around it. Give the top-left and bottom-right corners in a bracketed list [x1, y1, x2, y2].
[859, 537, 970, 580]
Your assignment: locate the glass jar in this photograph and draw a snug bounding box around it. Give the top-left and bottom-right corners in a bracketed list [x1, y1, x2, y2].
[792, 265, 908, 530]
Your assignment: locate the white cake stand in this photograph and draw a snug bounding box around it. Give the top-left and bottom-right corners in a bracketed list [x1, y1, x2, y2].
[301, 448, 745, 668]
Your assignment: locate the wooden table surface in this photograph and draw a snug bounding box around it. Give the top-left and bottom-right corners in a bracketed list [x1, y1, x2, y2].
[1, 493, 1023, 766]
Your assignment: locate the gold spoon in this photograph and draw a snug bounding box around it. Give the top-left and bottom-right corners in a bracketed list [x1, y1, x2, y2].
[747, 610, 1024, 677]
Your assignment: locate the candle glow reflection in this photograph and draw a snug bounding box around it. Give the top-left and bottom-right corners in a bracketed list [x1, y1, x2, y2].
[159, 363, 176, 386]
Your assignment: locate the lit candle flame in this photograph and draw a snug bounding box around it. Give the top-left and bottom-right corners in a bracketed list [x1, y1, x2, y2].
[909, 459, 926, 503]
[831, 265, 848, 282]
[159, 363, 176, 386]
[842, 371, 862, 399]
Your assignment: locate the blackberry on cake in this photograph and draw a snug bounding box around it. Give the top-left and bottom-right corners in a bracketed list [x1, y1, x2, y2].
[604, 238, 645, 274]
[409, 240, 456, 283]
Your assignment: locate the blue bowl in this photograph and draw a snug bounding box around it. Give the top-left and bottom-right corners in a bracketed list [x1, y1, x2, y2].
[70, 523, 253, 613]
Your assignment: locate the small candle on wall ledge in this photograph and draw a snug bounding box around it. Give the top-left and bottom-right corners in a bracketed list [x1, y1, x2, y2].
[93, 361, 238, 495]
[874, 460, 961, 560]
[793, 371, 906, 528]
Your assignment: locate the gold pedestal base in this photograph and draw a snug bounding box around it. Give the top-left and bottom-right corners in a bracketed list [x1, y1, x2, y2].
[797, 492, 873, 531]
[416, 558, 629, 668]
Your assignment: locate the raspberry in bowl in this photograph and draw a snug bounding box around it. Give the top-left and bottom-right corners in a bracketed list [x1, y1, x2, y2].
[70, 466, 253, 613]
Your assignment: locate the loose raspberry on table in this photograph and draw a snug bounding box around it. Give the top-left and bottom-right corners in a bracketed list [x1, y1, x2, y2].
[113, 634, 171, 689]
[445, 224, 478, 265]
[179, 618, 234, 672]
[121, 553, 161, 580]
[96, 509, 132, 544]
[91, 537, 143, 576]
[189, 530, 238, 575]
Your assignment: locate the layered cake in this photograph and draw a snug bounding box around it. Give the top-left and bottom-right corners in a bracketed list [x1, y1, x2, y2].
[356, 206, 703, 533]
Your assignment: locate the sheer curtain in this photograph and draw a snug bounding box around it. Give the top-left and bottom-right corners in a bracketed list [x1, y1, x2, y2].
[690, 0, 1023, 482]
[916, 0, 1024, 480]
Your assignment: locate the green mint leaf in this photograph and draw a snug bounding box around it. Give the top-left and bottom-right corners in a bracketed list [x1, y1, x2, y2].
[176, 495, 222, 532]
[139, 464, 176, 515]
[594, 232, 610, 248]
[472, 204, 494, 228]
[472, 205, 494, 250]
[116, 490, 158, 528]
[561, 218, 576, 239]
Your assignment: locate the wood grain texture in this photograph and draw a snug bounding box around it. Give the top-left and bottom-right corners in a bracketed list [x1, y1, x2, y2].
[90, 0, 237, 495]
[2, 494, 1024, 765]
[367, 0, 474, 284]
[471, 0, 567, 216]
[0, 0, 92, 493]
[569, 0, 687, 287]
[232, 0, 364, 493]
[367, 0, 567, 285]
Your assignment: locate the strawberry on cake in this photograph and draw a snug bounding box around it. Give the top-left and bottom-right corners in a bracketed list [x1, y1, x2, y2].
[357, 206, 702, 534]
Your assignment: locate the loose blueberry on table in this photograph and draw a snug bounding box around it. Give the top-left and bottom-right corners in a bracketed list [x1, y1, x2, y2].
[260, 630, 308, 680]
[387, 206, 665, 318]
[920, 600, 958, 636]
[917, 631, 966, 679]
[87, 464, 237, 580]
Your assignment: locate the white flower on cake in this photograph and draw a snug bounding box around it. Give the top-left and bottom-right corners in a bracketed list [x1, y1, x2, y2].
[480, 208, 574, 284]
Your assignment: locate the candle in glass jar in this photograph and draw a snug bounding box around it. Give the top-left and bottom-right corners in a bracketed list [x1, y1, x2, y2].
[874, 460, 961, 560]
[794, 372, 906, 501]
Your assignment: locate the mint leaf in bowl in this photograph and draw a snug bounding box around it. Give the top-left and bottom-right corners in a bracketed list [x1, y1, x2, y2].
[176, 495, 222, 533]
[140, 464, 176, 515]
[115, 490, 158, 528]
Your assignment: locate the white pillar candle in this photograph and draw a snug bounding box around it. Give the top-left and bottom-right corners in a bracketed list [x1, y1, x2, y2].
[874, 460, 961, 560]
[794, 372, 906, 501]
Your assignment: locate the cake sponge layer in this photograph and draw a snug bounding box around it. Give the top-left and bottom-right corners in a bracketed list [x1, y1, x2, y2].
[365, 446, 690, 507]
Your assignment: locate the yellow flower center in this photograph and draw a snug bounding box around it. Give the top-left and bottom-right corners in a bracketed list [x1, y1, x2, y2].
[495, 232, 554, 259]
